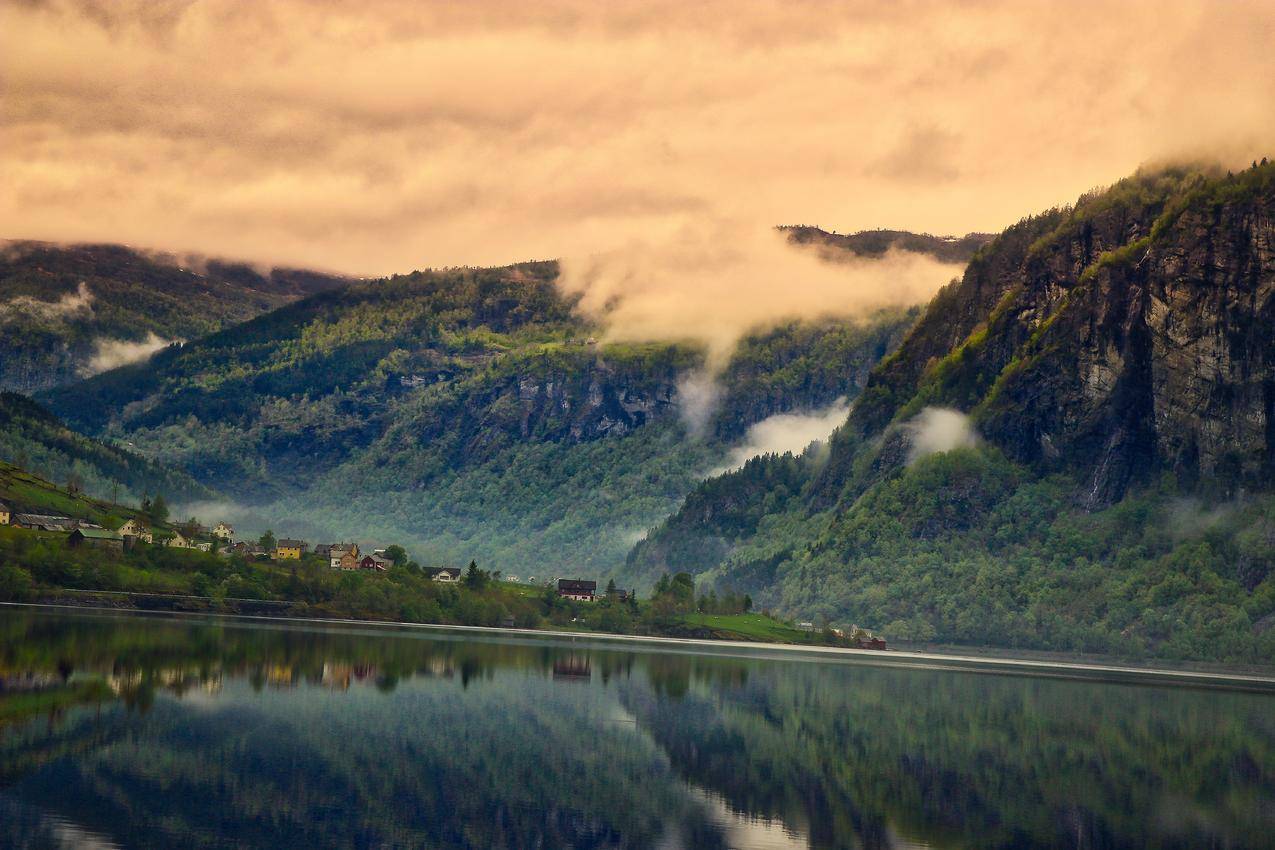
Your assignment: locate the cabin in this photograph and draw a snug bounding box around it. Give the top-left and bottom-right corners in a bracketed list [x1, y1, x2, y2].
[557, 579, 597, 602]
[428, 567, 462, 583]
[116, 518, 153, 544]
[68, 528, 124, 551]
[359, 554, 392, 572]
[274, 539, 306, 560]
[0, 501, 10, 526]
[212, 522, 234, 540]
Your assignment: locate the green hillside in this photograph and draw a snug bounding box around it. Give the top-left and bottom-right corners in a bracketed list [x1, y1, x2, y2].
[0, 393, 211, 506]
[628, 163, 1275, 664]
[39, 259, 922, 575]
[0, 241, 349, 392]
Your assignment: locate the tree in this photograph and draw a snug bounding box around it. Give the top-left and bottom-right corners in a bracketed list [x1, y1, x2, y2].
[384, 544, 408, 567]
[150, 494, 169, 524]
[464, 560, 487, 590]
[743, 594, 753, 613]
[259, 529, 277, 551]
[606, 578, 618, 599]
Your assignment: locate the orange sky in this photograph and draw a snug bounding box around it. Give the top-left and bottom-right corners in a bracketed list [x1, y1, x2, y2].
[3, 0, 1274, 278]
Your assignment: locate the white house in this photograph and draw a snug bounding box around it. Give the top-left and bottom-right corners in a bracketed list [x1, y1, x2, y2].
[213, 522, 234, 540]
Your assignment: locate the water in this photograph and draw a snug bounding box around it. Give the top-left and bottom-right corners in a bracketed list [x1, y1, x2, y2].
[1, 609, 1273, 849]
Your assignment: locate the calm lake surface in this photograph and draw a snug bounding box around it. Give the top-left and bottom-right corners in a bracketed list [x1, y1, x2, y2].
[1, 609, 1273, 849]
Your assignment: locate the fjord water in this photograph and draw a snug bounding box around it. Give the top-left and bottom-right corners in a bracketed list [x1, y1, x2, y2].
[1, 610, 1272, 850]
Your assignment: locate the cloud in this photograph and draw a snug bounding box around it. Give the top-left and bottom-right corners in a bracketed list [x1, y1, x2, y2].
[676, 369, 722, 439]
[0, 281, 95, 320]
[83, 331, 178, 374]
[716, 397, 850, 473]
[559, 222, 961, 360]
[905, 407, 978, 464]
[2, 1, 1273, 279]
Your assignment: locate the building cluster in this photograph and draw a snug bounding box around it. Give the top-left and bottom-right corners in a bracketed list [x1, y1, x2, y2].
[0, 501, 237, 552]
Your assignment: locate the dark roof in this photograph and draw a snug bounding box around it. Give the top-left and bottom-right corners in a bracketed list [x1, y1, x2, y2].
[277, 539, 307, 548]
[428, 567, 462, 577]
[557, 579, 597, 593]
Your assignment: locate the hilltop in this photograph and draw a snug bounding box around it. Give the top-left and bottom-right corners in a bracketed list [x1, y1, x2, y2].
[0, 241, 350, 392]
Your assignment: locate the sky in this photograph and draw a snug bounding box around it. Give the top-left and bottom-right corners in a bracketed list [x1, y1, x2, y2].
[3, 0, 1274, 282]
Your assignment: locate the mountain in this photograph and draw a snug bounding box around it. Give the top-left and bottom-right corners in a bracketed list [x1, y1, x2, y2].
[0, 392, 211, 506]
[0, 241, 350, 392]
[782, 226, 994, 264]
[39, 258, 922, 573]
[628, 162, 1275, 663]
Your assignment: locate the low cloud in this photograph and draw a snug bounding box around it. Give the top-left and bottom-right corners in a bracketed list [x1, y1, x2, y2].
[1, 281, 95, 321]
[905, 407, 978, 464]
[716, 397, 850, 473]
[558, 222, 962, 362]
[676, 369, 723, 439]
[84, 331, 178, 375]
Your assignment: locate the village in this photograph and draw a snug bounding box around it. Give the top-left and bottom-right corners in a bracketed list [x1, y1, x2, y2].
[0, 497, 625, 603]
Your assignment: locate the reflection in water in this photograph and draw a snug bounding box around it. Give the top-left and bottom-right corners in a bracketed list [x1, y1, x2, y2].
[0, 609, 1272, 849]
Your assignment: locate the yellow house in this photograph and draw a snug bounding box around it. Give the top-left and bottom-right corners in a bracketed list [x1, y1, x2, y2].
[0, 501, 10, 526]
[163, 530, 192, 549]
[274, 538, 306, 560]
[116, 518, 153, 544]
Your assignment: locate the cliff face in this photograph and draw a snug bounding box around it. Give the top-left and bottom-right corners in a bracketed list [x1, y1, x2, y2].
[819, 164, 1275, 507]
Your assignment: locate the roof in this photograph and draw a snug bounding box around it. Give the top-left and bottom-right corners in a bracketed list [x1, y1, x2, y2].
[428, 567, 461, 577]
[0, 501, 10, 510]
[73, 528, 124, 541]
[557, 579, 597, 592]
[277, 539, 307, 548]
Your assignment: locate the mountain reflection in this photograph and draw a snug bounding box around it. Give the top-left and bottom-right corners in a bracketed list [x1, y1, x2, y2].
[1, 610, 1273, 849]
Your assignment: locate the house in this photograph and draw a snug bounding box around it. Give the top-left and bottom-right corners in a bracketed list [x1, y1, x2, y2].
[194, 541, 213, 552]
[314, 543, 332, 560]
[428, 567, 462, 583]
[212, 522, 234, 540]
[68, 528, 124, 551]
[0, 501, 10, 526]
[330, 544, 359, 570]
[116, 518, 153, 544]
[557, 579, 597, 602]
[359, 554, 392, 571]
[13, 513, 78, 532]
[274, 539, 307, 560]
[163, 530, 193, 549]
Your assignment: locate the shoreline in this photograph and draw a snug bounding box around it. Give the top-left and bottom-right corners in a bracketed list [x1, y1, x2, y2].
[7, 600, 1275, 692]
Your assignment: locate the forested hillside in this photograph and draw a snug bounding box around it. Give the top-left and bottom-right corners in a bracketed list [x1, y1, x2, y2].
[0, 241, 349, 392]
[629, 163, 1275, 663]
[0, 393, 211, 506]
[39, 247, 947, 574]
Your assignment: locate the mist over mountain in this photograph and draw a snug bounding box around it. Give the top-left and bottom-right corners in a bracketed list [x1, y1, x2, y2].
[0, 241, 350, 393]
[628, 162, 1275, 662]
[30, 238, 939, 574]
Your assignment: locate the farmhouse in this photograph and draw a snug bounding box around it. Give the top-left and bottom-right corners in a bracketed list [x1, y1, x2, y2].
[68, 528, 124, 551]
[428, 567, 462, 583]
[557, 579, 597, 602]
[163, 530, 193, 548]
[360, 554, 392, 572]
[330, 544, 360, 570]
[274, 539, 307, 560]
[116, 518, 153, 544]
[213, 522, 234, 540]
